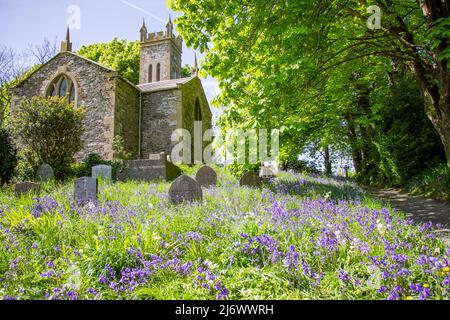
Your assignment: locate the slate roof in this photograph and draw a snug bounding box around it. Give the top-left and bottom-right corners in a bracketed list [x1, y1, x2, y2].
[137, 77, 195, 93]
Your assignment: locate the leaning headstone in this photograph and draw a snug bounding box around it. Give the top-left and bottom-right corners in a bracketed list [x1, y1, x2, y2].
[15, 182, 40, 196]
[240, 171, 262, 189]
[168, 175, 203, 205]
[92, 165, 112, 180]
[74, 177, 98, 203]
[37, 164, 54, 182]
[195, 166, 217, 188]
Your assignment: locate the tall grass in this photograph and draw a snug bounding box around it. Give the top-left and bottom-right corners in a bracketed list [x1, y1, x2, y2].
[0, 169, 449, 300]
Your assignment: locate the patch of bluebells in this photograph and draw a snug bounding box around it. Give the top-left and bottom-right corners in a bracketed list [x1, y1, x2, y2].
[196, 266, 229, 300]
[238, 233, 282, 265]
[97, 251, 228, 299]
[1, 172, 450, 300]
[31, 197, 60, 218]
[185, 231, 204, 243]
[283, 246, 299, 271]
[338, 270, 351, 283]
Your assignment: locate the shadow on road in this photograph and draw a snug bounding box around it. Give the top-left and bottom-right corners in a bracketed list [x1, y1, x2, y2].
[371, 188, 450, 242]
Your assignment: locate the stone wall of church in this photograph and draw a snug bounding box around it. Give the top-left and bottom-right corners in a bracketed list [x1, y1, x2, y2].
[140, 89, 181, 159]
[114, 78, 140, 159]
[10, 52, 117, 161]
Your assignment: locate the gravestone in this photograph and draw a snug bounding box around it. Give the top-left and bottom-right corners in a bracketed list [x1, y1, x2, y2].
[117, 153, 182, 182]
[259, 166, 276, 183]
[240, 171, 262, 189]
[74, 177, 98, 203]
[14, 182, 40, 196]
[37, 164, 54, 182]
[168, 175, 203, 205]
[195, 166, 217, 188]
[92, 165, 112, 180]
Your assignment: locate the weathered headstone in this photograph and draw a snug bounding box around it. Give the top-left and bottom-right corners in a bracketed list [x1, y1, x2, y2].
[74, 177, 98, 203]
[92, 165, 112, 180]
[37, 164, 54, 182]
[168, 175, 203, 204]
[259, 166, 276, 183]
[240, 171, 262, 189]
[195, 166, 217, 188]
[117, 153, 182, 182]
[14, 182, 40, 196]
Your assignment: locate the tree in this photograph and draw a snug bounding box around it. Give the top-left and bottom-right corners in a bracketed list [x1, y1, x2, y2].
[0, 45, 41, 127]
[169, 0, 450, 169]
[12, 96, 86, 180]
[0, 46, 25, 127]
[78, 38, 140, 84]
[181, 64, 192, 78]
[28, 37, 57, 64]
[0, 47, 14, 127]
[0, 128, 18, 186]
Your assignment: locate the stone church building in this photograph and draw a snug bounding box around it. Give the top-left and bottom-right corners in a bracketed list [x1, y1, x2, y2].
[11, 18, 212, 161]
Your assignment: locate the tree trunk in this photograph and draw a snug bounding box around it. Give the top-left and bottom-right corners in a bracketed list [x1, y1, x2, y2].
[411, 0, 450, 169]
[345, 115, 363, 173]
[427, 99, 450, 170]
[323, 145, 332, 176]
[441, 130, 450, 171]
[408, 59, 450, 170]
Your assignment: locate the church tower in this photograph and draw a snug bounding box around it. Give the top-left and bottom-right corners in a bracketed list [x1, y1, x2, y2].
[139, 16, 183, 84]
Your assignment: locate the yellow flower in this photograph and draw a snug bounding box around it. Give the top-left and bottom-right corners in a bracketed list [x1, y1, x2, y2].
[443, 267, 450, 273]
[406, 296, 413, 300]
[423, 284, 429, 288]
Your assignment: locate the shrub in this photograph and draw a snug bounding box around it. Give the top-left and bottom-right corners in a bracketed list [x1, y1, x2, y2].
[15, 148, 39, 181]
[70, 153, 123, 180]
[281, 159, 319, 174]
[112, 135, 132, 160]
[0, 127, 18, 186]
[406, 163, 450, 201]
[12, 96, 85, 180]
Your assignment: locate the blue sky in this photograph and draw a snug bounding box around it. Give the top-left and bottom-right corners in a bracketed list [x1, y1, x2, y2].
[0, 0, 219, 108]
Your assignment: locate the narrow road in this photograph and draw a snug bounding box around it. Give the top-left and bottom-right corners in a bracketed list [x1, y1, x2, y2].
[370, 188, 450, 243]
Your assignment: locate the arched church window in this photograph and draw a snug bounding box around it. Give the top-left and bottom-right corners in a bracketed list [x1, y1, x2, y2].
[194, 98, 202, 121]
[148, 64, 153, 83]
[156, 63, 161, 82]
[59, 77, 67, 97]
[69, 83, 75, 104]
[50, 86, 57, 97]
[46, 74, 77, 105]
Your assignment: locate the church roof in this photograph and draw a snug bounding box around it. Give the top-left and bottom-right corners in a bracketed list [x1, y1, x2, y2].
[12, 51, 127, 89]
[137, 77, 195, 93]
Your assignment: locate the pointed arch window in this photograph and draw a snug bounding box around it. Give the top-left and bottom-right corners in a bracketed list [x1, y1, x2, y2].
[50, 86, 57, 97]
[156, 63, 161, 82]
[47, 74, 77, 105]
[148, 64, 153, 83]
[59, 77, 67, 97]
[69, 83, 76, 103]
[194, 98, 202, 121]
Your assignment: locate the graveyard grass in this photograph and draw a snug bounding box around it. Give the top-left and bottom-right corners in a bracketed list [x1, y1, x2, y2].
[0, 166, 449, 300]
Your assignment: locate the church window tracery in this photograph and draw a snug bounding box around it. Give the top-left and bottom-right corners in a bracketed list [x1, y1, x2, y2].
[47, 74, 76, 105]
